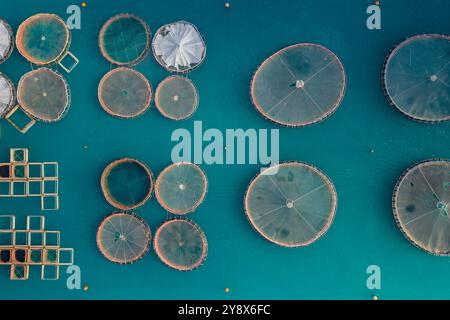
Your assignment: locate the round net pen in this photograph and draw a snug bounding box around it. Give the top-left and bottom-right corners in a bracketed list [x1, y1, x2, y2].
[16, 13, 78, 72]
[6, 68, 71, 133]
[99, 14, 151, 66]
[244, 162, 337, 247]
[98, 67, 152, 119]
[251, 44, 346, 127]
[0, 73, 15, 118]
[101, 158, 154, 211]
[155, 162, 207, 215]
[97, 212, 151, 264]
[152, 21, 206, 73]
[393, 159, 450, 255]
[0, 19, 14, 64]
[155, 76, 199, 120]
[382, 34, 450, 123]
[154, 218, 208, 271]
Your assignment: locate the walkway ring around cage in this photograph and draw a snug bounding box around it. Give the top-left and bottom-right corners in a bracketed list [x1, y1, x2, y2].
[6, 68, 71, 133]
[0, 72, 16, 119]
[393, 159, 450, 256]
[99, 13, 151, 66]
[15, 14, 78, 72]
[98, 67, 152, 119]
[152, 21, 206, 73]
[155, 162, 208, 215]
[153, 218, 208, 271]
[155, 76, 199, 120]
[96, 212, 151, 264]
[250, 43, 346, 127]
[382, 34, 450, 123]
[0, 18, 14, 64]
[244, 161, 337, 248]
[101, 158, 154, 211]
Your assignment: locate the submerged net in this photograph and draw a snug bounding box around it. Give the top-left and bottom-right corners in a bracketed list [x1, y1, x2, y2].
[98, 67, 152, 118]
[155, 76, 198, 120]
[251, 44, 346, 127]
[0, 19, 14, 64]
[393, 160, 450, 255]
[16, 14, 70, 65]
[152, 21, 206, 73]
[154, 218, 207, 271]
[155, 162, 207, 214]
[245, 162, 337, 247]
[17, 68, 70, 122]
[97, 212, 151, 264]
[383, 34, 450, 122]
[99, 14, 151, 66]
[101, 158, 154, 210]
[0, 73, 15, 118]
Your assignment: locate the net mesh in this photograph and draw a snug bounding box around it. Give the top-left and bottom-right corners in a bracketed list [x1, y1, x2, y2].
[251, 44, 346, 127]
[152, 21, 206, 73]
[0, 19, 14, 63]
[155, 162, 207, 214]
[99, 14, 151, 66]
[101, 158, 154, 211]
[245, 162, 337, 247]
[17, 68, 70, 122]
[383, 34, 450, 122]
[154, 218, 207, 271]
[393, 160, 450, 255]
[155, 76, 198, 120]
[97, 212, 151, 264]
[16, 14, 70, 65]
[98, 67, 152, 118]
[0, 73, 15, 118]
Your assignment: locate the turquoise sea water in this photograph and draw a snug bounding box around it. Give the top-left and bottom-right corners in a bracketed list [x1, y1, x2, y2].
[0, 0, 450, 299]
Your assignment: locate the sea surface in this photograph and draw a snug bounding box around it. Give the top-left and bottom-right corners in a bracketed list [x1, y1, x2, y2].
[0, 0, 449, 299]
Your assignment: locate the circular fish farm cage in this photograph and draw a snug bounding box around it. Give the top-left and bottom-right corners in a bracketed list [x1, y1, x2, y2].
[155, 162, 207, 214]
[152, 21, 206, 73]
[155, 76, 199, 120]
[97, 212, 151, 264]
[98, 67, 152, 119]
[251, 44, 346, 127]
[0, 19, 14, 64]
[17, 68, 71, 122]
[154, 218, 208, 271]
[0, 73, 15, 118]
[393, 159, 450, 255]
[99, 14, 151, 66]
[101, 158, 154, 211]
[382, 34, 450, 122]
[244, 162, 337, 247]
[16, 13, 70, 65]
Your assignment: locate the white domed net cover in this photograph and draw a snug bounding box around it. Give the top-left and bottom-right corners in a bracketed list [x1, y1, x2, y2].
[155, 162, 207, 214]
[98, 68, 152, 118]
[383, 34, 450, 122]
[245, 162, 337, 247]
[16, 14, 70, 65]
[17, 68, 70, 122]
[0, 73, 15, 118]
[155, 76, 199, 120]
[393, 160, 450, 255]
[97, 212, 151, 264]
[0, 19, 14, 63]
[251, 44, 346, 127]
[154, 219, 207, 271]
[152, 21, 206, 73]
